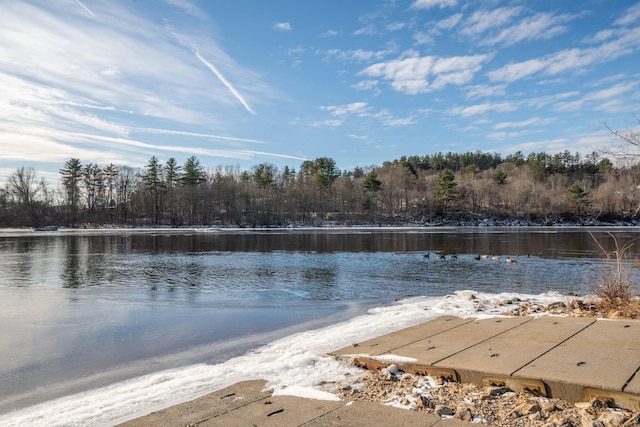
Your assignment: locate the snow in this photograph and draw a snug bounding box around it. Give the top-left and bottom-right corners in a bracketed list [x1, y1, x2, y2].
[271, 385, 341, 401]
[0, 290, 567, 427]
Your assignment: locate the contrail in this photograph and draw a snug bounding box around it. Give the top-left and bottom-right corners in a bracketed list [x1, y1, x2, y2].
[194, 51, 257, 115]
[75, 0, 95, 16]
[129, 127, 265, 144]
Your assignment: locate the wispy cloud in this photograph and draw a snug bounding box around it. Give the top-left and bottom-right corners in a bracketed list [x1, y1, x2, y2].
[461, 7, 523, 38]
[320, 102, 372, 117]
[488, 27, 640, 82]
[615, 2, 640, 26]
[412, 0, 457, 10]
[273, 22, 292, 31]
[321, 48, 393, 63]
[448, 102, 518, 117]
[493, 117, 555, 130]
[553, 82, 639, 112]
[465, 84, 507, 99]
[0, 1, 282, 171]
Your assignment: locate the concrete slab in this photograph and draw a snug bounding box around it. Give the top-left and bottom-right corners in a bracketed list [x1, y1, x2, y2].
[118, 379, 271, 427]
[302, 400, 443, 426]
[515, 319, 640, 399]
[434, 316, 595, 377]
[200, 395, 344, 427]
[392, 316, 533, 366]
[330, 315, 473, 357]
[623, 369, 640, 395]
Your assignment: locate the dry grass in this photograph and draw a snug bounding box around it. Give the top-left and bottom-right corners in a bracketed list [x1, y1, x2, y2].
[591, 297, 640, 319]
[589, 232, 640, 318]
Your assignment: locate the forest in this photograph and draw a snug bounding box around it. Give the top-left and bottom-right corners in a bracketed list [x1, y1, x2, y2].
[3, 146, 640, 229]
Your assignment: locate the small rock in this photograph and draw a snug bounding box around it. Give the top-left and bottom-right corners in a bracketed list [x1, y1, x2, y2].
[401, 397, 410, 405]
[454, 405, 473, 421]
[517, 402, 542, 415]
[598, 410, 627, 427]
[541, 401, 560, 415]
[489, 386, 512, 396]
[548, 301, 568, 310]
[435, 405, 454, 417]
[581, 408, 606, 427]
[589, 398, 612, 415]
[623, 413, 640, 426]
[509, 409, 523, 419]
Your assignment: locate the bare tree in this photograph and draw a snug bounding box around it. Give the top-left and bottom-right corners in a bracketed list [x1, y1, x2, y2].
[6, 167, 44, 226]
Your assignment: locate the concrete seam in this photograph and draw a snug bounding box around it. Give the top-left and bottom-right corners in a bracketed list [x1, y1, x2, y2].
[431, 317, 534, 365]
[622, 365, 640, 392]
[388, 319, 476, 353]
[296, 402, 350, 426]
[509, 318, 597, 377]
[193, 395, 271, 425]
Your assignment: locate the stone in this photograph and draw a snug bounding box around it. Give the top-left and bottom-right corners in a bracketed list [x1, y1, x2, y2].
[623, 413, 640, 426]
[541, 401, 560, 415]
[435, 405, 454, 416]
[517, 402, 542, 415]
[597, 410, 628, 427]
[581, 408, 606, 427]
[455, 405, 473, 421]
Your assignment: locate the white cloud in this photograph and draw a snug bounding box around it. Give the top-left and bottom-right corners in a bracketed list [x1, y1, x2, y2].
[311, 119, 343, 128]
[466, 84, 507, 99]
[553, 82, 639, 112]
[448, 102, 518, 117]
[321, 29, 340, 37]
[483, 12, 574, 46]
[0, 1, 279, 169]
[412, 0, 457, 9]
[322, 48, 392, 63]
[273, 22, 292, 31]
[351, 80, 379, 91]
[163, 0, 205, 19]
[493, 117, 555, 130]
[461, 7, 523, 38]
[320, 102, 372, 117]
[615, 2, 640, 26]
[386, 22, 406, 31]
[437, 13, 462, 30]
[413, 32, 434, 45]
[360, 53, 490, 94]
[487, 27, 640, 82]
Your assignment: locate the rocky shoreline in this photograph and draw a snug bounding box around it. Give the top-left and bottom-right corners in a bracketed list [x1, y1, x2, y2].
[343, 368, 640, 427]
[335, 297, 640, 427]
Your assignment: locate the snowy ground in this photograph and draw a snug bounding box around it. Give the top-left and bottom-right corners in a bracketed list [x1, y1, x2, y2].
[0, 290, 569, 427]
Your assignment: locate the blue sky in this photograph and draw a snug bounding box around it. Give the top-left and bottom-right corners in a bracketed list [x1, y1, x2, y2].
[2, 0, 640, 183]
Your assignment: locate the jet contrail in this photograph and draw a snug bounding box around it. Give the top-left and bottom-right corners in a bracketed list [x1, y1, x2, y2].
[129, 127, 265, 144]
[75, 0, 95, 16]
[194, 51, 257, 115]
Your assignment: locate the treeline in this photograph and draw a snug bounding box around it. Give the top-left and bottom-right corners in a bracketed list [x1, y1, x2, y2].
[1, 149, 638, 228]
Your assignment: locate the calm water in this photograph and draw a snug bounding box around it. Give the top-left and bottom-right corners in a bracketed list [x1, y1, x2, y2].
[1, 226, 639, 412]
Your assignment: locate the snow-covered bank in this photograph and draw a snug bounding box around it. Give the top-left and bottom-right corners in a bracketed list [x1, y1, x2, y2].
[0, 290, 568, 427]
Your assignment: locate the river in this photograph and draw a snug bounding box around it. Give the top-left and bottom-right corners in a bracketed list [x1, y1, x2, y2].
[0, 226, 638, 417]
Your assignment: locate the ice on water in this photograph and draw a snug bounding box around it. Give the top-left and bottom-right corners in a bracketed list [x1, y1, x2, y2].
[0, 290, 565, 427]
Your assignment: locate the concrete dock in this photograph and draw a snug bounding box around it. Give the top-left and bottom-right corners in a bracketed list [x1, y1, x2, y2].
[120, 315, 640, 426]
[331, 315, 640, 409]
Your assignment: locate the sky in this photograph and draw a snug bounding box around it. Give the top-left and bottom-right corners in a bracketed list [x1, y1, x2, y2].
[1, 0, 640, 184]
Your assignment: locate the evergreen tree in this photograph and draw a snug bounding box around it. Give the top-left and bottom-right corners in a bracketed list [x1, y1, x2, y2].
[60, 158, 83, 226]
[434, 169, 457, 212]
[567, 183, 589, 214]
